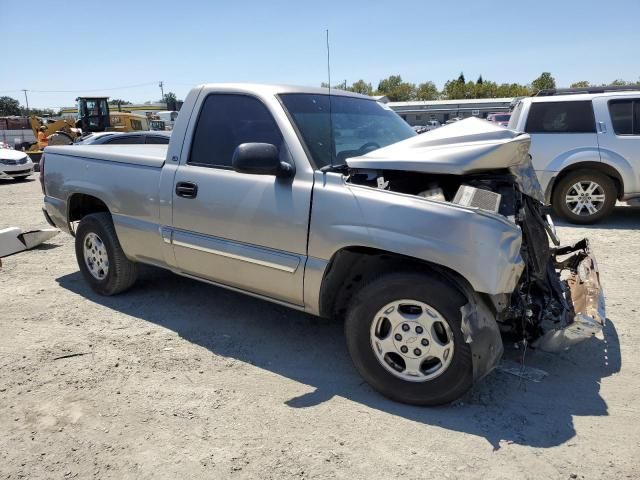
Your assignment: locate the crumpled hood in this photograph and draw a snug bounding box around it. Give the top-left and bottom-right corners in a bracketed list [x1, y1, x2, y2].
[347, 117, 530, 174]
[346, 117, 544, 202]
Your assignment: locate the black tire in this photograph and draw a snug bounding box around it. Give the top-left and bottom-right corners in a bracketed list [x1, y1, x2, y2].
[75, 212, 138, 296]
[552, 170, 617, 224]
[345, 271, 473, 406]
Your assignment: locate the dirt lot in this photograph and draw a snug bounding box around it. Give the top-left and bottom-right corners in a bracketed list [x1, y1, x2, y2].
[1, 178, 639, 479]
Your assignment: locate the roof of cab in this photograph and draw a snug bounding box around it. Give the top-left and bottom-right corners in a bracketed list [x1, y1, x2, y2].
[195, 83, 372, 100]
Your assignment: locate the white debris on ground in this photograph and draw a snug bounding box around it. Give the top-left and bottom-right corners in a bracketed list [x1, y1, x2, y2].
[0, 226, 58, 259]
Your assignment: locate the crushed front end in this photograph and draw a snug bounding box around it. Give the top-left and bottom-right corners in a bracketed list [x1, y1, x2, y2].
[345, 119, 606, 352]
[498, 193, 606, 351]
[432, 168, 606, 351]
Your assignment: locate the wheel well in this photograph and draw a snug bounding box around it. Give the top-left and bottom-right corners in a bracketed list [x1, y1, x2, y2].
[68, 194, 110, 228]
[318, 247, 472, 320]
[552, 162, 624, 200]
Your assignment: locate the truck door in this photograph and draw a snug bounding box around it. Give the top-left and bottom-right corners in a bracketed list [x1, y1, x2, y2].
[170, 93, 312, 306]
[592, 95, 640, 195]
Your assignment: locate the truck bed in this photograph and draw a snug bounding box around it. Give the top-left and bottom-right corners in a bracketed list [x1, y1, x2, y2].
[45, 144, 167, 168]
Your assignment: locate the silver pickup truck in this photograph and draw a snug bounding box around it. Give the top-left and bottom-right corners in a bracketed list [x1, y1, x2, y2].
[41, 84, 605, 405]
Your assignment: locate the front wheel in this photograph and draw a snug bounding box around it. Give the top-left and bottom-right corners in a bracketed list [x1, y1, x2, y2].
[345, 272, 473, 406]
[75, 212, 138, 296]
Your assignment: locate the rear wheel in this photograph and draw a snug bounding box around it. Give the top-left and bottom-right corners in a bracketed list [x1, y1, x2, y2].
[75, 213, 138, 296]
[552, 170, 616, 224]
[345, 271, 473, 406]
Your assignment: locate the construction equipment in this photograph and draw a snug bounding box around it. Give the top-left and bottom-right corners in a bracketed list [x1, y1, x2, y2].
[76, 97, 150, 133]
[29, 116, 81, 146]
[21, 97, 150, 162]
[146, 113, 166, 131]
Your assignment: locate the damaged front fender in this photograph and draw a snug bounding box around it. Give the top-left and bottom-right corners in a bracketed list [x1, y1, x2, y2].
[460, 291, 504, 381]
[534, 239, 606, 352]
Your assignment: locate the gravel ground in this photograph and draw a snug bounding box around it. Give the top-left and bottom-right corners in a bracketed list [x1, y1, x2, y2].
[1, 178, 639, 479]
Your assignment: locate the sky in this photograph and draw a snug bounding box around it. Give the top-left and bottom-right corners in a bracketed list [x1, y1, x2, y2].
[2, 0, 639, 109]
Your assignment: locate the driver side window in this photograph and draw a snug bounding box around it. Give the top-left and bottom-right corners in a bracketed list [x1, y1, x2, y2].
[188, 94, 283, 168]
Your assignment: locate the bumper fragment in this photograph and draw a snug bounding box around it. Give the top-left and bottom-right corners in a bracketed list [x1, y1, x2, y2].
[534, 239, 605, 352]
[0, 227, 59, 259]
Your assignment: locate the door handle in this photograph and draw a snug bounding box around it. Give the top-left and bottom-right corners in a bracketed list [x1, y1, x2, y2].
[597, 121, 607, 134]
[175, 181, 198, 198]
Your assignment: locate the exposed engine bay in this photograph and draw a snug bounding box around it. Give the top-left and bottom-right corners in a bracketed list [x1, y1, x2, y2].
[347, 168, 605, 351]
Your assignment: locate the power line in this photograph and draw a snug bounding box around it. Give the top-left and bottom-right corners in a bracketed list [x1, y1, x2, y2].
[1, 81, 159, 94]
[1, 80, 201, 96]
[30, 81, 159, 93]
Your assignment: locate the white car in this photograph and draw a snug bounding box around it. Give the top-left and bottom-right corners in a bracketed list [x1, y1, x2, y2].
[0, 146, 34, 180]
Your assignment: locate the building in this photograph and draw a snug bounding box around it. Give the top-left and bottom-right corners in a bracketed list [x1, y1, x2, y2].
[386, 97, 514, 125]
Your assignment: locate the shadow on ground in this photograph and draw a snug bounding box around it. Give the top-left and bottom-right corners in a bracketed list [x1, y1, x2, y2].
[0, 178, 36, 185]
[57, 268, 621, 449]
[553, 205, 640, 230]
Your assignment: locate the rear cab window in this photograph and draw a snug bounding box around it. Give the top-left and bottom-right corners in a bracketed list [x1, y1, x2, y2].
[145, 135, 170, 144]
[104, 136, 144, 144]
[525, 101, 596, 133]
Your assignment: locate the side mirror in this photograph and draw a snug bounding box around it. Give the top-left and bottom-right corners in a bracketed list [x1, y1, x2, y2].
[232, 143, 294, 178]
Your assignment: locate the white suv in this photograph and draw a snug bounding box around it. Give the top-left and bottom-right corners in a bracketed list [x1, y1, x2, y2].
[509, 87, 640, 223]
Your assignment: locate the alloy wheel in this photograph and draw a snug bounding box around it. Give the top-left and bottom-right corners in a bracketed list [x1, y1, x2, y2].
[369, 300, 455, 382]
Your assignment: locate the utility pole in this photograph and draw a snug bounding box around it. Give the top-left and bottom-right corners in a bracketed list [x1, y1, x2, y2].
[21, 89, 29, 116]
[158, 81, 165, 103]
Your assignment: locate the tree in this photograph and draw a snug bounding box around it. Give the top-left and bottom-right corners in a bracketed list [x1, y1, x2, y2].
[442, 74, 532, 99]
[375, 75, 416, 101]
[162, 92, 181, 110]
[0, 96, 21, 116]
[416, 81, 439, 100]
[610, 79, 628, 86]
[442, 79, 467, 99]
[109, 98, 132, 105]
[349, 79, 373, 96]
[570, 80, 590, 88]
[322, 80, 374, 95]
[457, 72, 465, 84]
[28, 108, 56, 117]
[496, 83, 532, 97]
[531, 72, 556, 94]
[162, 92, 178, 104]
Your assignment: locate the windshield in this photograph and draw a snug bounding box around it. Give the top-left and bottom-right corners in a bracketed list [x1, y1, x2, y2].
[280, 93, 415, 168]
